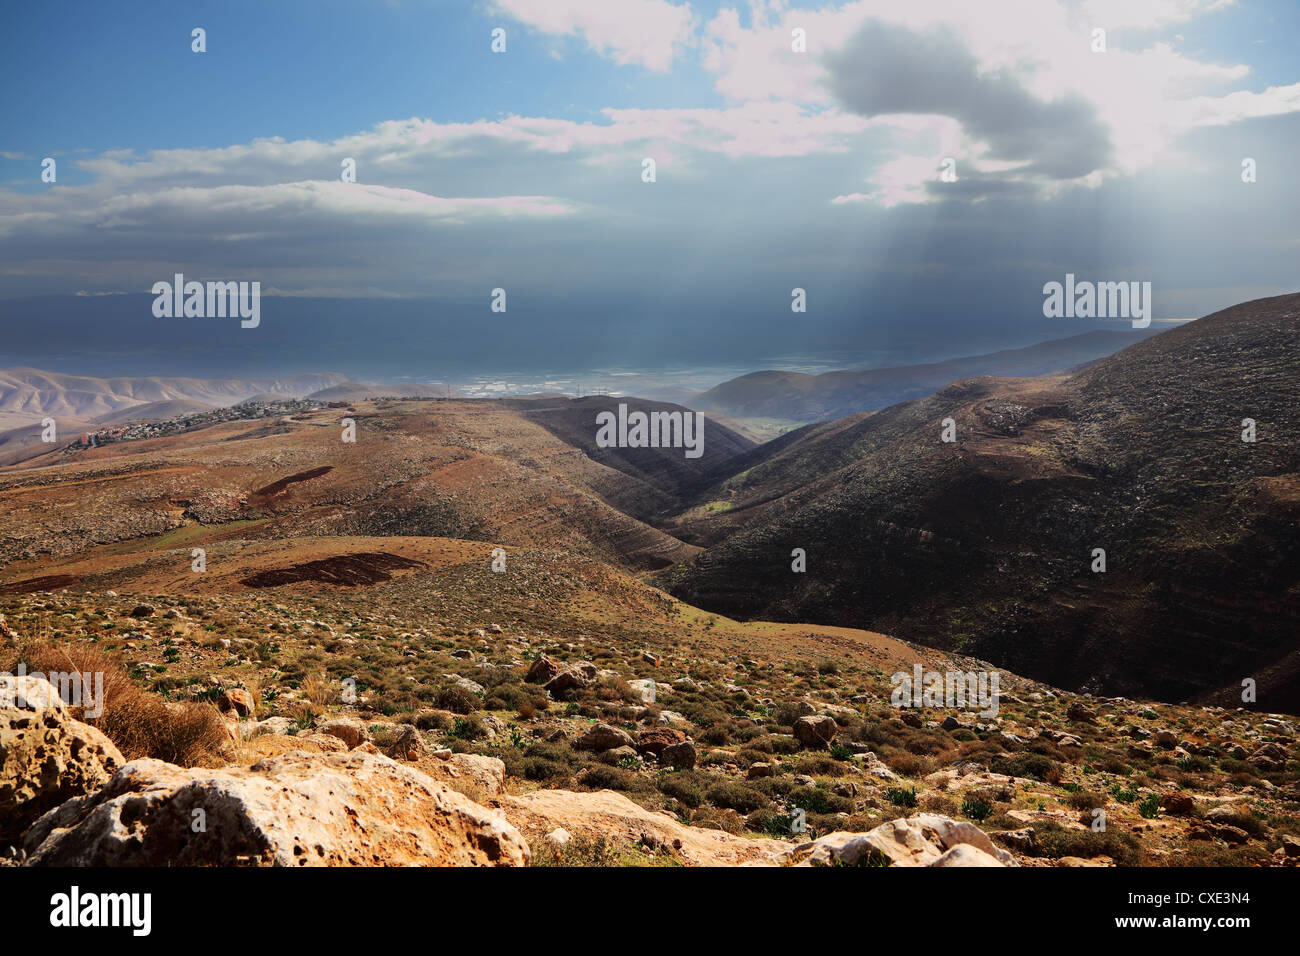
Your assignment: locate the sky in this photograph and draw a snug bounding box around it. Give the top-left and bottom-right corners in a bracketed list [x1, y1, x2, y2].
[1, 0, 1298, 380]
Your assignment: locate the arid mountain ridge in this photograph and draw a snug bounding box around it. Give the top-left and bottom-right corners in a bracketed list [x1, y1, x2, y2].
[0, 297, 1295, 712]
[656, 294, 1300, 712]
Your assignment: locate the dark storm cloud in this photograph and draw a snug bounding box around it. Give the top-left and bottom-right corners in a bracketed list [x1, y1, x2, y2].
[825, 20, 1114, 181]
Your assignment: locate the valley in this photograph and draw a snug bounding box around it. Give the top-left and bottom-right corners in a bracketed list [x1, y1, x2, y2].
[1, 295, 1297, 869]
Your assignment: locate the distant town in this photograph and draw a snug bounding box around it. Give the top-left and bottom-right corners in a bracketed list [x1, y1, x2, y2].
[68, 399, 336, 451]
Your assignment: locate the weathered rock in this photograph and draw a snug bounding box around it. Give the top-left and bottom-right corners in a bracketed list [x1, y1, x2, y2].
[993, 827, 1038, 853]
[927, 844, 1006, 867]
[1247, 743, 1288, 772]
[636, 727, 686, 757]
[1162, 792, 1196, 816]
[627, 679, 657, 704]
[23, 751, 528, 866]
[545, 662, 597, 696]
[238, 716, 293, 739]
[780, 814, 1016, 867]
[300, 733, 348, 753]
[385, 724, 427, 761]
[0, 675, 124, 843]
[525, 654, 563, 684]
[661, 740, 696, 769]
[450, 676, 485, 696]
[793, 714, 838, 748]
[419, 752, 507, 797]
[220, 688, 255, 718]
[317, 717, 369, 750]
[1067, 702, 1097, 724]
[574, 722, 634, 752]
[856, 751, 899, 781]
[495, 788, 790, 866]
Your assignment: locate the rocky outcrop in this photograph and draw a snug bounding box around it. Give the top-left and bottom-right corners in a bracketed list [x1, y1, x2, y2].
[385, 724, 427, 761]
[660, 740, 696, 769]
[0, 675, 123, 843]
[219, 688, 256, 718]
[780, 814, 1017, 867]
[525, 654, 563, 684]
[22, 750, 529, 867]
[544, 662, 597, 696]
[495, 788, 791, 866]
[636, 727, 685, 756]
[573, 722, 634, 752]
[316, 716, 369, 749]
[418, 752, 506, 798]
[793, 714, 838, 748]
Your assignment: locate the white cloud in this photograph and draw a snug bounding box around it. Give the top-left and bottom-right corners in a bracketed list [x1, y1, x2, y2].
[490, 0, 696, 71]
[695, 0, 1294, 202]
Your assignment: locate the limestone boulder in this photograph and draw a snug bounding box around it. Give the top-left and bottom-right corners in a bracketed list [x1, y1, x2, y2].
[0, 675, 124, 843]
[780, 813, 1017, 867]
[23, 750, 528, 867]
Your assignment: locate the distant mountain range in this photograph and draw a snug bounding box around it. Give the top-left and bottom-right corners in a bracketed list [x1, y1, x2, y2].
[692, 328, 1168, 423]
[0, 368, 355, 427]
[0, 368, 472, 430]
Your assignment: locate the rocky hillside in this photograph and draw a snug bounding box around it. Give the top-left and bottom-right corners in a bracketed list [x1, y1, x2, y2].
[657, 294, 1300, 710]
[0, 398, 699, 573]
[2, 573, 1296, 868]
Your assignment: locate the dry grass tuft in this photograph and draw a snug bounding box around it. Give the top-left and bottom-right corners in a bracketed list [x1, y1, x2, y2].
[11, 641, 231, 767]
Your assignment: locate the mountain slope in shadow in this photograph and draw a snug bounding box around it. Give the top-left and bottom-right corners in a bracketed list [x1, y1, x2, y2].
[656, 294, 1300, 710]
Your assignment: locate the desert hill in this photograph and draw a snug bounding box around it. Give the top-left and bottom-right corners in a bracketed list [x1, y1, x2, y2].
[656, 295, 1300, 710]
[0, 398, 703, 575]
[504, 395, 757, 522]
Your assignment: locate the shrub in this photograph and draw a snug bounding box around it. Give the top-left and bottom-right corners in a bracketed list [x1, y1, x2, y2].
[1030, 822, 1143, 866]
[1068, 791, 1107, 811]
[415, 710, 453, 731]
[961, 797, 993, 821]
[886, 786, 918, 809]
[580, 765, 646, 792]
[705, 782, 769, 813]
[657, 772, 706, 808]
[435, 685, 479, 715]
[991, 753, 1062, 783]
[1138, 794, 1162, 819]
[790, 786, 852, 815]
[448, 716, 487, 740]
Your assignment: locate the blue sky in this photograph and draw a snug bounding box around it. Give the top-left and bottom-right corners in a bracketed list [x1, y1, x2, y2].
[1, 0, 1298, 378]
